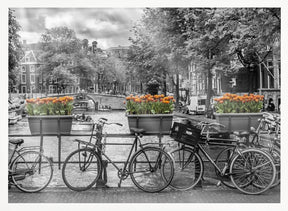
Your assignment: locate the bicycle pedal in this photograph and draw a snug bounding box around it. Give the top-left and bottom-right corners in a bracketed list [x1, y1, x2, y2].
[216, 181, 222, 187]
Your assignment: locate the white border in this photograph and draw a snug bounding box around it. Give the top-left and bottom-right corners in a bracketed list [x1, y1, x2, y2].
[2, 1, 288, 211]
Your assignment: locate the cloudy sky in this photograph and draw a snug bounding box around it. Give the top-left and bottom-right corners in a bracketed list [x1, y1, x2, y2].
[13, 8, 144, 49]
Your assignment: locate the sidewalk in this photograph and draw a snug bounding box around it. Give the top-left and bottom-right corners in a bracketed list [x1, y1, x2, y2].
[8, 185, 280, 203]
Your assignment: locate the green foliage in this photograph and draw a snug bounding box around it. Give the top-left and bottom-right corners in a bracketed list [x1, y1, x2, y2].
[26, 96, 74, 115]
[125, 94, 174, 115]
[214, 93, 264, 113]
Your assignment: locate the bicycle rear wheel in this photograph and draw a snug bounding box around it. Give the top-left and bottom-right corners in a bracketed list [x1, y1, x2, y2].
[168, 146, 203, 190]
[269, 148, 280, 188]
[129, 146, 174, 193]
[10, 150, 53, 193]
[230, 148, 276, 195]
[62, 148, 102, 191]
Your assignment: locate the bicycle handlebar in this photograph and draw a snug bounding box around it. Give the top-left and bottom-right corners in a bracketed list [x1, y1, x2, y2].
[94, 118, 123, 127]
[261, 112, 280, 125]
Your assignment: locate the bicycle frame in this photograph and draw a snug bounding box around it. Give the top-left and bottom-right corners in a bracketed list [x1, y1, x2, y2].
[98, 135, 140, 173]
[9, 145, 41, 167]
[195, 143, 239, 176]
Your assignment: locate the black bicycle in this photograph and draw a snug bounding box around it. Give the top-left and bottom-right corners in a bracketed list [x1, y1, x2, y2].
[62, 118, 174, 193]
[249, 112, 280, 188]
[168, 122, 276, 195]
[8, 138, 53, 192]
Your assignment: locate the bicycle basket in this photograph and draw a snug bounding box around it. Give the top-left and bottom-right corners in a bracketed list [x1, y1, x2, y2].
[170, 122, 204, 146]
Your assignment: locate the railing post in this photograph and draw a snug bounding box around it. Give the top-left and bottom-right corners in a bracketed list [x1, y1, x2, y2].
[57, 117, 61, 170]
[39, 119, 43, 174]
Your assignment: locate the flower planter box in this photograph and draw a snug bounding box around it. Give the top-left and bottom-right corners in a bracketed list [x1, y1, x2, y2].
[127, 114, 173, 134]
[28, 115, 73, 135]
[214, 113, 263, 132]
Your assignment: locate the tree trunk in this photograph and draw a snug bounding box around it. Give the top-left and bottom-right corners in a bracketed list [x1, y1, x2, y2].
[248, 66, 257, 93]
[205, 69, 213, 112]
[162, 73, 167, 95]
[176, 73, 180, 105]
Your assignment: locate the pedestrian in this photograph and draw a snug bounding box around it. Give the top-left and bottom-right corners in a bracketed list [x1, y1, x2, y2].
[266, 98, 275, 112]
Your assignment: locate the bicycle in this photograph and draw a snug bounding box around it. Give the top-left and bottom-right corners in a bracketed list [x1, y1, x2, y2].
[168, 122, 276, 195]
[8, 138, 53, 193]
[249, 112, 280, 188]
[62, 118, 174, 193]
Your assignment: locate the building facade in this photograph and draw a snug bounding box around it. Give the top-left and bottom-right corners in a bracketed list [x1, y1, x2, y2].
[18, 50, 42, 94]
[18, 50, 81, 95]
[186, 48, 281, 112]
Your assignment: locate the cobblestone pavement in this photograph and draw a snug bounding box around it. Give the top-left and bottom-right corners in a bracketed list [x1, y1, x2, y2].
[8, 185, 280, 203]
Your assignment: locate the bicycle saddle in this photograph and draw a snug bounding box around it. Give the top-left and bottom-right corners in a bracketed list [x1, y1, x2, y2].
[9, 138, 24, 145]
[233, 131, 250, 138]
[130, 128, 145, 134]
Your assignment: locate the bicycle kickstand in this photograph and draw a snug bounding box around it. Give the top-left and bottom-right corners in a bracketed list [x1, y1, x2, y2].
[118, 179, 123, 188]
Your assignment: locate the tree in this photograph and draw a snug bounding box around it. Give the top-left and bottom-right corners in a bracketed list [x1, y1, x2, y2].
[128, 8, 190, 101]
[128, 8, 280, 110]
[8, 8, 23, 93]
[221, 8, 280, 92]
[181, 8, 232, 110]
[39, 27, 82, 94]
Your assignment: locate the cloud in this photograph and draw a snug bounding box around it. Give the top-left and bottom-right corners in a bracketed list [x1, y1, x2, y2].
[13, 8, 143, 49]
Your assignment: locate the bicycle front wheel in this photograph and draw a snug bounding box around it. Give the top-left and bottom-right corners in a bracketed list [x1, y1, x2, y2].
[215, 147, 236, 189]
[168, 146, 203, 190]
[230, 148, 276, 195]
[62, 148, 102, 191]
[10, 150, 53, 193]
[129, 147, 174, 193]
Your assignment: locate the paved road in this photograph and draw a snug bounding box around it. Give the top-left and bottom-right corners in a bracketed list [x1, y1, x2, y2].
[8, 185, 280, 203]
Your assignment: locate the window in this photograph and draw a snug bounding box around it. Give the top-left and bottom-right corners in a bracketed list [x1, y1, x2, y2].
[22, 86, 26, 93]
[21, 74, 26, 84]
[25, 57, 30, 62]
[30, 65, 35, 72]
[30, 74, 35, 84]
[39, 75, 42, 83]
[198, 99, 206, 106]
[21, 66, 26, 72]
[31, 85, 35, 92]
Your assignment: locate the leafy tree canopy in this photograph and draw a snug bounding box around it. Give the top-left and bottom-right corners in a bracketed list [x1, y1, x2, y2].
[8, 8, 23, 91]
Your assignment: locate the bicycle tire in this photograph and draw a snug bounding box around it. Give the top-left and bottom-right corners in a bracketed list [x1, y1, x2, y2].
[167, 146, 203, 190]
[250, 134, 280, 188]
[230, 148, 276, 195]
[10, 150, 53, 193]
[214, 147, 236, 189]
[268, 148, 280, 188]
[62, 148, 102, 191]
[129, 146, 174, 193]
